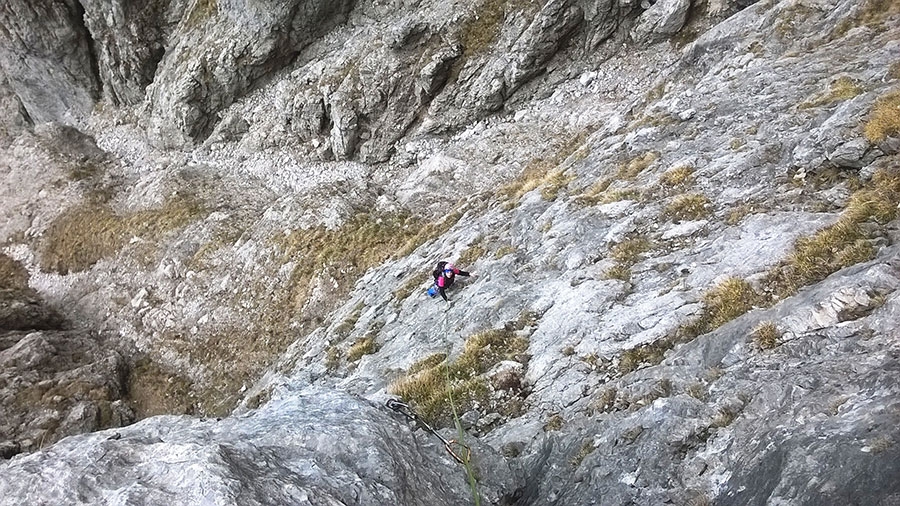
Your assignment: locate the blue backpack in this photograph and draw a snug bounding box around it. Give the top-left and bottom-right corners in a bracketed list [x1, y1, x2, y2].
[427, 285, 438, 297]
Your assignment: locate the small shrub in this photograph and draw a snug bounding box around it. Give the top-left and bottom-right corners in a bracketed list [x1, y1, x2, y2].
[561, 345, 575, 356]
[711, 405, 740, 428]
[664, 193, 711, 222]
[347, 336, 378, 362]
[751, 321, 781, 350]
[864, 90, 900, 143]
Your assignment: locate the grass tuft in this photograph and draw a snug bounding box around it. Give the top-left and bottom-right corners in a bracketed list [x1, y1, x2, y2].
[864, 89, 900, 143]
[347, 335, 378, 362]
[664, 193, 711, 222]
[798, 76, 863, 110]
[751, 321, 781, 350]
[619, 152, 659, 180]
[389, 326, 528, 427]
[660, 165, 694, 187]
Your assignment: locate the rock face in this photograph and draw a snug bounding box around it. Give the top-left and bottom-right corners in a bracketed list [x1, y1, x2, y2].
[0, 0, 99, 124]
[0, 388, 519, 506]
[1, 0, 900, 504]
[144, 0, 355, 147]
[0, 254, 134, 460]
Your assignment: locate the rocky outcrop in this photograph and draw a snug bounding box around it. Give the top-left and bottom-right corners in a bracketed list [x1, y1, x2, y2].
[0, 388, 520, 505]
[144, 0, 355, 147]
[78, 0, 181, 106]
[0, 0, 99, 125]
[1, 0, 900, 503]
[0, 254, 133, 460]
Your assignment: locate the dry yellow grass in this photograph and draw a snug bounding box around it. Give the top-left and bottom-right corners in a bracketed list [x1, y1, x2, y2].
[660, 165, 694, 187]
[864, 90, 900, 143]
[664, 193, 711, 221]
[619, 152, 659, 180]
[751, 321, 781, 350]
[704, 277, 762, 329]
[347, 336, 378, 362]
[388, 327, 528, 426]
[798, 76, 863, 110]
[40, 197, 206, 274]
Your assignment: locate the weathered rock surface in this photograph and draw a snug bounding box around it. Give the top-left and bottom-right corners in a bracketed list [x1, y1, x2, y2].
[0, 387, 519, 505]
[1, 0, 899, 504]
[0, 0, 99, 124]
[0, 254, 133, 460]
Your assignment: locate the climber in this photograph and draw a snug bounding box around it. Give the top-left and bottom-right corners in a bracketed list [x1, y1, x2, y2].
[427, 260, 471, 302]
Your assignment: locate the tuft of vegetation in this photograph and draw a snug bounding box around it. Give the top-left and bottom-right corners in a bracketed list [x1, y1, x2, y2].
[798, 76, 863, 110]
[664, 193, 711, 222]
[577, 177, 613, 203]
[389, 327, 529, 427]
[409, 353, 448, 375]
[494, 245, 516, 259]
[458, 241, 486, 267]
[498, 131, 590, 206]
[0, 254, 29, 292]
[184, 0, 218, 28]
[751, 321, 781, 350]
[347, 335, 378, 362]
[40, 196, 207, 274]
[541, 171, 577, 201]
[765, 169, 900, 299]
[127, 357, 194, 418]
[610, 237, 652, 265]
[618, 152, 659, 181]
[618, 341, 672, 375]
[660, 165, 694, 187]
[543, 414, 564, 431]
[325, 346, 343, 372]
[704, 277, 762, 329]
[831, 0, 900, 38]
[864, 89, 900, 143]
[570, 440, 595, 467]
[603, 264, 631, 281]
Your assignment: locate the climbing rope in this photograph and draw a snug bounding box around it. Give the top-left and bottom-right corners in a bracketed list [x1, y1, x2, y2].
[385, 398, 471, 465]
